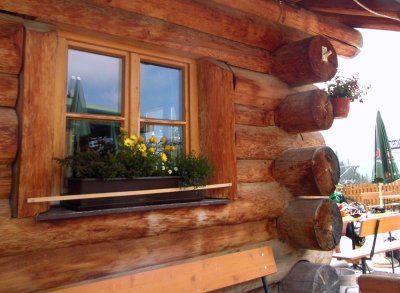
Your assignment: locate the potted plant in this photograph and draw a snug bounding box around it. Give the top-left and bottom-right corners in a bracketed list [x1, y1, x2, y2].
[55, 129, 213, 210]
[325, 73, 370, 118]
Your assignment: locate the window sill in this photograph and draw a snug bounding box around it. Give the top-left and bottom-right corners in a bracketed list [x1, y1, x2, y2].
[36, 198, 230, 221]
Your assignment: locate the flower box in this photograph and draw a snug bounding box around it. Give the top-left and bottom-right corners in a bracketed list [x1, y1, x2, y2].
[61, 176, 205, 211]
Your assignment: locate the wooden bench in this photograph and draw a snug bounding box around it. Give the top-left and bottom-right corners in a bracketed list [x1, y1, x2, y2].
[51, 245, 277, 293]
[333, 213, 400, 274]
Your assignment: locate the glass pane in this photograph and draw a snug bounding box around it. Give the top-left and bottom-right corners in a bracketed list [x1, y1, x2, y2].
[140, 63, 183, 121]
[67, 49, 123, 116]
[66, 119, 121, 155]
[140, 124, 183, 153]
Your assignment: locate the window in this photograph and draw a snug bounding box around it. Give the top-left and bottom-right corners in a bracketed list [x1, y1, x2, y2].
[56, 34, 198, 194]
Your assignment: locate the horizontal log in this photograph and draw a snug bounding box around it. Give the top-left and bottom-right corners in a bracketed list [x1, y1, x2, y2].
[0, 197, 282, 257]
[88, 0, 307, 53]
[237, 160, 274, 183]
[0, 73, 18, 107]
[277, 198, 342, 251]
[237, 182, 292, 217]
[235, 104, 274, 127]
[0, 220, 276, 292]
[0, 164, 12, 198]
[235, 125, 325, 160]
[275, 90, 334, 134]
[232, 66, 293, 111]
[0, 107, 18, 164]
[273, 146, 340, 196]
[271, 36, 337, 87]
[0, 1, 270, 73]
[0, 17, 23, 74]
[211, 0, 363, 57]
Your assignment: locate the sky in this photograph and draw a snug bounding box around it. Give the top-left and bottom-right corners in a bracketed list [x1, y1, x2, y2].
[321, 28, 400, 179]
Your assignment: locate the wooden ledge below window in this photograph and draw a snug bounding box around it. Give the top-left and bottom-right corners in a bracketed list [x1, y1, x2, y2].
[36, 198, 230, 221]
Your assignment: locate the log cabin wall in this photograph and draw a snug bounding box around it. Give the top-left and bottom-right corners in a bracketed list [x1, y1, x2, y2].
[0, 1, 355, 291]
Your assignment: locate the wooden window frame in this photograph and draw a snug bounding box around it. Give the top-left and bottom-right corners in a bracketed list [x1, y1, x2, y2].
[53, 31, 199, 196]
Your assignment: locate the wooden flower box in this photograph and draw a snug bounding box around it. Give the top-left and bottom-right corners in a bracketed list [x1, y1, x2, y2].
[61, 176, 205, 211]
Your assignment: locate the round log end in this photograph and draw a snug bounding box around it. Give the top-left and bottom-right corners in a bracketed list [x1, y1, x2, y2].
[275, 89, 333, 134]
[271, 36, 338, 87]
[311, 90, 334, 130]
[312, 146, 340, 196]
[309, 36, 338, 83]
[273, 146, 340, 196]
[279, 261, 339, 293]
[277, 198, 343, 251]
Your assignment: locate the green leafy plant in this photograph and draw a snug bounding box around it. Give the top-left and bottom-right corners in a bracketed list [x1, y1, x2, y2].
[325, 73, 371, 102]
[55, 130, 213, 187]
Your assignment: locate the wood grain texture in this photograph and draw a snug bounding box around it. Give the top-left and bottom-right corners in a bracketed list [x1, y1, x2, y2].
[235, 104, 274, 127]
[277, 198, 343, 251]
[237, 182, 292, 218]
[0, 198, 281, 257]
[211, 0, 363, 57]
[232, 66, 293, 111]
[275, 90, 334, 134]
[0, 220, 276, 292]
[0, 107, 18, 164]
[0, 0, 270, 73]
[0, 73, 18, 107]
[0, 17, 23, 74]
[88, 0, 306, 52]
[0, 164, 12, 198]
[198, 59, 237, 199]
[273, 146, 340, 196]
[235, 125, 325, 160]
[237, 160, 274, 183]
[271, 36, 338, 87]
[52, 246, 277, 293]
[14, 28, 58, 217]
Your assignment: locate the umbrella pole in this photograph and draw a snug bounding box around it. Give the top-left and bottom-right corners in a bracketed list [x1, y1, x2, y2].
[379, 182, 383, 207]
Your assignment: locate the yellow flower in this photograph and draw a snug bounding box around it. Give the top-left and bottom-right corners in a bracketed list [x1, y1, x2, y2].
[141, 151, 148, 157]
[160, 153, 167, 162]
[149, 147, 156, 154]
[149, 136, 157, 144]
[138, 136, 145, 143]
[170, 146, 176, 152]
[164, 144, 171, 152]
[160, 136, 167, 143]
[138, 143, 147, 152]
[124, 138, 134, 147]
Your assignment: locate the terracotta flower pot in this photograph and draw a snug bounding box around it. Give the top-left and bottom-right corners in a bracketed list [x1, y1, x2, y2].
[61, 176, 205, 211]
[330, 97, 351, 119]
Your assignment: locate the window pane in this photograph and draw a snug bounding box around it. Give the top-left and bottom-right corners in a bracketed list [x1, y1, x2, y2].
[66, 119, 121, 154]
[67, 49, 123, 116]
[140, 124, 183, 153]
[140, 63, 183, 120]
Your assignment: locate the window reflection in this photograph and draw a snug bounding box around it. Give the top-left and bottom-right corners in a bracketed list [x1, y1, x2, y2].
[67, 49, 122, 116]
[66, 119, 121, 154]
[140, 63, 183, 121]
[140, 124, 183, 153]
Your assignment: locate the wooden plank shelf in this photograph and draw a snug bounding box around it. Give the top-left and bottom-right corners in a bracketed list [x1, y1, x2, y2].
[27, 183, 232, 203]
[36, 198, 231, 221]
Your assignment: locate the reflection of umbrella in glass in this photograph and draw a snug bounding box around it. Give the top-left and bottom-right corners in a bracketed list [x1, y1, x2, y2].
[67, 76, 91, 151]
[372, 110, 399, 206]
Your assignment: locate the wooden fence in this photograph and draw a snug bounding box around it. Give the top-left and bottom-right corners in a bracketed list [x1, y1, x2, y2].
[342, 180, 400, 209]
